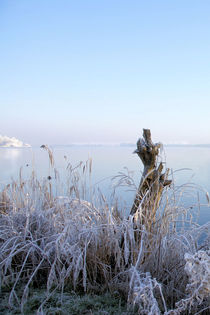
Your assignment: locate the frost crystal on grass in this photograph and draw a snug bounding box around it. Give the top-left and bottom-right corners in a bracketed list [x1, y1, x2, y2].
[185, 250, 210, 300]
[0, 147, 210, 314]
[174, 250, 210, 313]
[128, 270, 166, 315]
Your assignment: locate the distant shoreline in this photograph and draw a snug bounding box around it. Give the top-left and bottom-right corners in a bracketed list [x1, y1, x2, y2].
[1, 143, 210, 148]
[51, 143, 210, 148]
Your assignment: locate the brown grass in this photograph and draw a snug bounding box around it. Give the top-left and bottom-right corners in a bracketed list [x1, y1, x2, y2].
[0, 146, 209, 314]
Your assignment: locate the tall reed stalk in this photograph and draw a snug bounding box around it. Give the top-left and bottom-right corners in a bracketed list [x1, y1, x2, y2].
[0, 139, 209, 314]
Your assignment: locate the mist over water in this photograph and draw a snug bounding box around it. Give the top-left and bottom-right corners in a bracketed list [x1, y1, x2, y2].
[0, 145, 210, 225]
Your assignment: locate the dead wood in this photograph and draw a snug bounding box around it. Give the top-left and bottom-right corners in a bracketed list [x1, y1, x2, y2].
[130, 129, 171, 230]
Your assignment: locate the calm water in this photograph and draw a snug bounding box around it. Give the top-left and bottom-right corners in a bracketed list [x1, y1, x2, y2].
[0, 145, 210, 225]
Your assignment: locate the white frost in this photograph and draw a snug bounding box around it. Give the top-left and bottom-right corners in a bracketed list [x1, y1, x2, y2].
[184, 250, 210, 301]
[172, 250, 210, 314]
[0, 135, 31, 148]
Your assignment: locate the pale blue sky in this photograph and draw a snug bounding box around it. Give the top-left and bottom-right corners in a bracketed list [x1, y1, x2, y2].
[0, 0, 210, 145]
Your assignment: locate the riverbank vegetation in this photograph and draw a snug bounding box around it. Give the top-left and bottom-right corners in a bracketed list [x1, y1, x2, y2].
[0, 137, 209, 314]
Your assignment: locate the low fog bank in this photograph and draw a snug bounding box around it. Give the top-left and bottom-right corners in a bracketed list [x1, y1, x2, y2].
[0, 135, 31, 148]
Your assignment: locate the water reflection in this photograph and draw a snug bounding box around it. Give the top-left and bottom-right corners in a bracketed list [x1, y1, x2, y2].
[0, 148, 32, 185]
[0, 148, 21, 159]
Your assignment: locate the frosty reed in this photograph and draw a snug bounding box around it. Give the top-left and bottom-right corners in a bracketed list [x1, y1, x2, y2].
[0, 131, 209, 314]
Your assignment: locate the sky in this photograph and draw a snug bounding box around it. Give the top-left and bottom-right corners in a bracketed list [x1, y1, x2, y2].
[0, 0, 210, 145]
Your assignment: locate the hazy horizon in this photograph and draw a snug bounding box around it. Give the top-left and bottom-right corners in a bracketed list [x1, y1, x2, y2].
[1, 1, 210, 145]
[2, 134, 210, 148]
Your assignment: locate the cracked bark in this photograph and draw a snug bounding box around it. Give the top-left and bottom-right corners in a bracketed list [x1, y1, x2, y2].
[130, 129, 171, 229]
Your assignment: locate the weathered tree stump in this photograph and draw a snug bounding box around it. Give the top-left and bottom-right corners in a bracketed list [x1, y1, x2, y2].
[130, 129, 171, 231]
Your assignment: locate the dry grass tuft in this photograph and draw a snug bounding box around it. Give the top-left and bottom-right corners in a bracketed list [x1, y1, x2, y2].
[0, 148, 209, 314]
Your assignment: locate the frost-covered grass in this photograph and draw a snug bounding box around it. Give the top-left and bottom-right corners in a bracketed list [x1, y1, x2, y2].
[0, 146, 209, 314]
[0, 289, 132, 315]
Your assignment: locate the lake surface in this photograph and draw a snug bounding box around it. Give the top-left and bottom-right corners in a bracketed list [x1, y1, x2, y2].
[0, 145, 210, 225]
